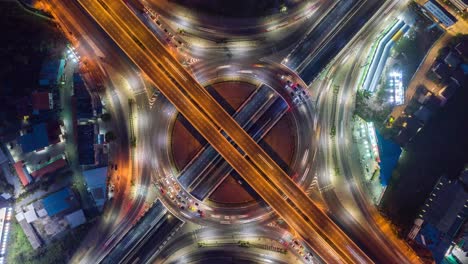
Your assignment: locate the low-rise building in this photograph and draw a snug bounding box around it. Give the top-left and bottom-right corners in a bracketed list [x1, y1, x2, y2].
[42, 188, 79, 217]
[73, 73, 94, 121]
[23, 204, 38, 224]
[15, 213, 42, 249]
[18, 123, 50, 153]
[64, 209, 86, 229]
[451, 68, 467, 87]
[32, 92, 53, 114]
[425, 95, 443, 111]
[38, 59, 65, 87]
[432, 62, 450, 80]
[444, 52, 461, 68]
[13, 161, 32, 186]
[408, 170, 468, 263]
[423, 0, 457, 27]
[414, 106, 433, 124]
[439, 81, 458, 104]
[83, 167, 108, 211]
[77, 124, 95, 165]
[414, 85, 432, 105]
[29, 158, 67, 179]
[455, 41, 468, 59]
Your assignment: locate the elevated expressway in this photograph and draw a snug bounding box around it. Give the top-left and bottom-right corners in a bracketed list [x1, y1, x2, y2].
[76, 0, 373, 262]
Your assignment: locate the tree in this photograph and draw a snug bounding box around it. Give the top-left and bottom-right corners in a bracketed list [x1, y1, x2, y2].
[100, 112, 111, 122]
[105, 131, 116, 142]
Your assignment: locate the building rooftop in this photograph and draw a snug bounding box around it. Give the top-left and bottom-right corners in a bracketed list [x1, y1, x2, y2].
[432, 62, 451, 80]
[19, 123, 50, 153]
[425, 95, 443, 111]
[42, 188, 78, 216]
[30, 158, 67, 178]
[32, 92, 52, 112]
[39, 59, 65, 87]
[64, 209, 86, 228]
[47, 120, 62, 145]
[73, 73, 93, 120]
[24, 209, 38, 223]
[444, 52, 461, 68]
[405, 118, 423, 136]
[423, 0, 457, 27]
[17, 219, 42, 249]
[83, 166, 108, 210]
[77, 124, 95, 165]
[414, 106, 433, 123]
[413, 175, 468, 262]
[14, 161, 31, 186]
[451, 68, 467, 87]
[439, 82, 458, 100]
[455, 41, 468, 59]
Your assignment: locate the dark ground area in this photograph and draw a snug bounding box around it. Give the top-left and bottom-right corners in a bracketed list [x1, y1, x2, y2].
[381, 82, 468, 234]
[171, 0, 290, 18]
[392, 3, 444, 88]
[0, 2, 63, 138]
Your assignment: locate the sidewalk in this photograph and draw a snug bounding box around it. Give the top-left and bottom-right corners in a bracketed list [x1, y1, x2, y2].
[351, 117, 385, 205]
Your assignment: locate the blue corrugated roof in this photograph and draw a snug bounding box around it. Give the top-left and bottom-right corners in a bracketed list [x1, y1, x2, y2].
[19, 123, 50, 153]
[42, 188, 75, 216]
[39, 59, 65, 87]
[417, 223, 451, 263]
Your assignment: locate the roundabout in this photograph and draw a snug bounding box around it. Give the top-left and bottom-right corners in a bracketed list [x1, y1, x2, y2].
[149, 61, 318, 226]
